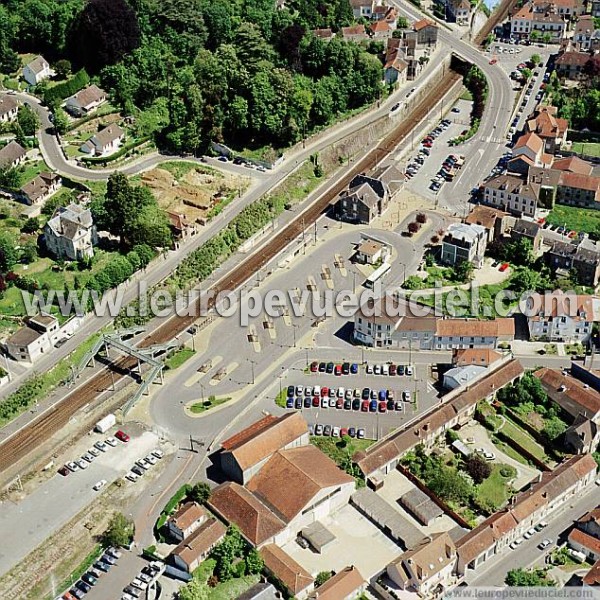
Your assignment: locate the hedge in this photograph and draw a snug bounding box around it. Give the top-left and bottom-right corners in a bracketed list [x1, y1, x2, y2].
[154, 484, 192, 536]
[81, 136, 151, 166]
[44, 69, 89, 105]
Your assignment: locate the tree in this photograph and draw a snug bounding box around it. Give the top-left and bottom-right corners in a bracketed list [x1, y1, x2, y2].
[542, 416, 566, 442]
[506, 568, 555, 587]
[52, 107, 69, 135]
[502, 237, 534, 266]
[465, 454, 492, 484]
[428, 467, 474, 503]
[542, 32, 552, 46]
[0, 232, 18, 272]
[55, 59, 72, 79]
[455, 259, 474, 282]
[530, 54, 542, 66]
[521, 67, 532, 81]
[189, 482, 211, 504]
[102, 513, 134, 548]
[245, 549, 264, 575]
[315, 571, 333, 587]
[407, 222, 419, 234]
[20, 240, 38, 264]
[211, 526, 246, 582]
[0, 166, 21, 189]
[178, 578, 210, 600]
[21, 217, 39, 234]
[68, 0, 141, 73]
[17, 105, 40, 136]
[529, 30, 540, 42]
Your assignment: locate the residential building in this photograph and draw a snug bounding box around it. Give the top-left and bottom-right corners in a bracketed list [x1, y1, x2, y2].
[510, 2, 567, 42]
[544, 239, 600, 287]
[532, 0, 580, 18]
[340, 25, 368, 42]
[170, 516, 227, 572]
[0, 96, 18, 123]
[308, 566, 365, 600]
[568, 529, 600, 562]
[573, 16, 598, 50]
[578, 507, 600, 539]
[583, 560, 600, 587]
[565, 414, 600, 454]
[456, 454, 598, 575]
[447, 0, 472, 23]
[525, 293, 600, 343]
[237, 583, 279, 600]
[441, 223, 487, 267]
[260, 544, 314, 599]
[19, 172, 62, 206]
[555, 50, 592, 79]
[555, 172, 600, 208]
[384, 54, 409, 85]
[510, 219, 543, 253]
[525, 105, 568, 153]
[388, 533, 457, 596]
[166, 502, 208, 542]
[465, 205, 509, 244]
[80, 124, 124, 156]
[369, 20, 393, 39]
[23, 55, 51, 86]
[350, 0, 373, 18]
[434, 318, 515, 350]
[2, 315, 60, 363]
[312, 28, 335, 41]
[44, 203, 97, 261]
[0, 141, 27, 170]
[65, 85, 107, 117]
[483, 174, 541, 218]
[354, 359, 524, 477]
[219, 412, 309, 484]
[452, 348, 503, 367]
[512, 132, 553, 169]
[210, 445, 355, 547]
[413, 19, 438, 45]
[553, 156, 593, 175]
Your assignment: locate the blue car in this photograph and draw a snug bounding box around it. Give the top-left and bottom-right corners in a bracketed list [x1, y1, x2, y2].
[286, 398, 294, 409]
[287, 386, 295, 397]
[369, 400, 378, 412]
[379, 389, 387, 401]
[350, 363, 359, 374]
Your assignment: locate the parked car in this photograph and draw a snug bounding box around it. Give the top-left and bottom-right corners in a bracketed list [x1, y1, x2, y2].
[315, 424, 324, 435]
[323, 425, 332, 436]
[105, 437, 118, 447]
[350, 363, 359, 374]
[509, 538, 523, 549]
[538, 539, 552, 550]
[362, 387, 370, 400]
[332, 426, 340, 437]
[369, 400, 378, 412]
[357, 428, 366, 439]
[287, 385, 295, 397]
[310, 361, 318, 372]
[348, 427, 356, 438]
[75, 581, 91, 594]
[59, 465, 70, 476]
[93, 479, 107, 491]
[94, 561, 110, 573]
[524, 527, 536, 539]
[81, 573, 97, 586]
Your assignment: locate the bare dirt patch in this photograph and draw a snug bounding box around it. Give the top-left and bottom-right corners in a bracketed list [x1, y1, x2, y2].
[140, 163, 250, 224]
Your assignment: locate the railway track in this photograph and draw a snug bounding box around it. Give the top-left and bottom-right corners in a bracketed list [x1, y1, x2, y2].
[474, 0, 519, 46]
[0, 68, 461, 476]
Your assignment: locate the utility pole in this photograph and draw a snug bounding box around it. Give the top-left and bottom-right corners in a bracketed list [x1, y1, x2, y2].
[249, 359, 255, 384]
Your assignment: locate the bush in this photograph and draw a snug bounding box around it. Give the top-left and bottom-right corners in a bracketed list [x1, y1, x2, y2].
[44, 69, 90, 105]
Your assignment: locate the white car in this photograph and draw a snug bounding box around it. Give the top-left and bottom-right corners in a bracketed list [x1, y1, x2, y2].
[321, 397, 329, 408]
[152, 449, 164, 459]
[107, 547, 122, 559]
[122, 594, 136, 600]
[366, 364, 373, 374]
[332, 426, 340, 437]
[67, 461, 79, 472]
[381, 364, 389, 376]
[524, 527, 536, 539]
[305, 386, 312, 397]
[125, 472, 139, 482]
[483, 451, 496, 461]
[94, 441, 107, 452]
[105, 437, 118, 447]
[337, 387, 345, 398]
[88, 447, 100, 457]
[138, 573, 152, 584]
[329, 398, 337, 408]
[406, 365, 413, 376]
[93, 479, 107, 491]
[313, 385, 321, 397]
[77, 459, 88, 470]
[509, 538, 524, 549]
[146, 454, 158, 465]
[538, 538, 552, 550]
[131, 578, 148, 590]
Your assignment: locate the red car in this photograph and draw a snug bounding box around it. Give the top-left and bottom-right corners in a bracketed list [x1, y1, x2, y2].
[312, 396, 320, 407]
[321, 386, 328, 397]
[340, 428, 349, 437]
[334, 365, 342, 376]
[336, 398, 344, 409]
[58, 465, 70, 477]
[379, 401, 387, 413]
[115, 430, 130, 443]
[361, 400, 369, 412]
[310, 361, 318, 372]
[499, 263, 509, 272]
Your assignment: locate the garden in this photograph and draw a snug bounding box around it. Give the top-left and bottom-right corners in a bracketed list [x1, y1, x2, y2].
[313, 435, 373, 483]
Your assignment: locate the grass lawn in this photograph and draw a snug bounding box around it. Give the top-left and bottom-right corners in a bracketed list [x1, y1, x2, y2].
[499, 417, 547, 462]
[164, 348, 195, 370]
[546, 204, 600, 235]
[19, 160, 47, 185]
[476, 464, 516, 511]
[49, 545, 102, 599]
[158, 160, 218, 180]
[189, 396, 231, 414]
[209, 575, 260, 599]
[275, 389, 287, 408]
[460, 87, 473, 101]
[570, 141, 600, 157]
[311, 435, 374, 466]
[491, 436, 530, 465]
[268, 161, 329, 207]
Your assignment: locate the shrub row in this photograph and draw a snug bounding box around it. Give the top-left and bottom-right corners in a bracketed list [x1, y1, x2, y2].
[44, 69, 90, 105]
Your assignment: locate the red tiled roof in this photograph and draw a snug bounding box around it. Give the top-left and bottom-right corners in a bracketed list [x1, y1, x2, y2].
[260, 544, 314, 595]
[569, 528, 600, 555]
[583, 559, 600, 586]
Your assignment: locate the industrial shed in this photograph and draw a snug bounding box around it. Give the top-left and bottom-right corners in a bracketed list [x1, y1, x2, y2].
[400, 488, 443, 526]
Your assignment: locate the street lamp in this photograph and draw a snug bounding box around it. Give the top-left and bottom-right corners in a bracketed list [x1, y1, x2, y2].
[249, 359, 256, 385]
[199, 383, 205, 402]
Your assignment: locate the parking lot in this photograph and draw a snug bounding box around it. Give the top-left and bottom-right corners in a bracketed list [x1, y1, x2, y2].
[280, 362, 438, 440]
[400, 98, 472, 203]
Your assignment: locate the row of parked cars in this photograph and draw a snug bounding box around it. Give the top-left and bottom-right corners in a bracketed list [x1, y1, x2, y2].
[58, 430, 130, 478]
[430, 153, 465, 193]
[287, 385, 412, 411]
[125, 448, 164, 483]
[58, 547, 122, 599]
[312, 424, 366, 439]
[122, 561, 165, 599]
[509, 520, 549, 550]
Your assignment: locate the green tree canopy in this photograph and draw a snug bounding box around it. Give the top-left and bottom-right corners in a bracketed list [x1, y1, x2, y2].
[102, 512, 134, 548]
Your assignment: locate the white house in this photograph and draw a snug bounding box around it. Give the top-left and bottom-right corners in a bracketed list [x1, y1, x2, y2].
[80, 124, 124, 157]
[526, 293, 600, 343]
[23, 56, 52, 86]
[0, 140, 27, 170]
[44, 203, 97, 261]
[3, 314, 59, 363]
[483, 174, 541, 218]
[0, 96, 19, 123]
[65, 85, 107, 117]
[441, 222, 487, 267]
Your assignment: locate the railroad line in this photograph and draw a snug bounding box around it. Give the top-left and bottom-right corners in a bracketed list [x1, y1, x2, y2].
[0, 69, 461, 476]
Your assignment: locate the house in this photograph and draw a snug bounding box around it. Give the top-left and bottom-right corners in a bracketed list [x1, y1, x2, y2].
[23, 55, 51, 86]
[452, 348, 503, 367]
[0, 141, 26, 170]
[19, 172, 62, 206]
[350, 0, 374, 18]
[210, 445, 355, 547]
[260, 544, 314, 599]
[482, 174, 541, 218]
[456, 454, 598, 575]
[525, 293, 600, 343]
[219, 412, 309, 484]
[44, 203, 97, 261]
[448, 0, 472, 23]
[3, 314, 59, 363]
[355, 239, 386, 264]
[0, 96, 19, 123]
[369, 20, 393, 39]
[465, 205, 509, 244]
[583, 560, 600, 587]
[532, 0, 580, 18]
[510, 219, 543, 253]
[373, 6, 399, 29]
[525, 105, 568, 153]
[568, 529, 600, 562]
[237, 583, 279, 600]
[80, 124, 124, 156]
[578, 507, 600, 539]
[573, 16, 598, 50]
[312, 28, 335, 41]
[308, 566, 365, 600]
[354, 359, 525, 477]
[555, 172, 600, 209]
[413, 19, 438, 45]
[166, 210, 192, 239]
[441, 222, 487, 267]
[388, 532, 457, 596]
[170, 515, 227, 572]
[384, 54, 409, 85]
[553, 156, 593, 175]
[166, 502, 208, 542]
[65, 85, 107, 117]
[512, 132, 553, 169]
[340, 25, 368, 42]
[565, 414, 600, 454]
[555, 50, 592, 79]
